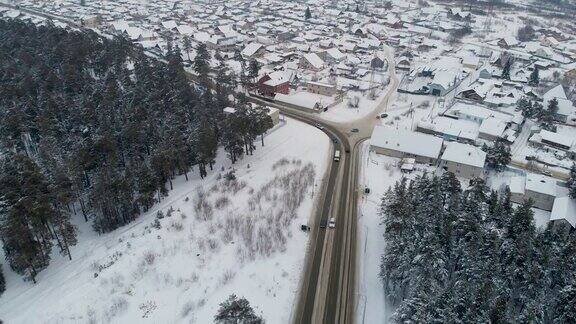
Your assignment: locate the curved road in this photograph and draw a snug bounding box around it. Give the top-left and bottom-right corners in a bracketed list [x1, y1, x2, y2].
[251, 49, 399, 324]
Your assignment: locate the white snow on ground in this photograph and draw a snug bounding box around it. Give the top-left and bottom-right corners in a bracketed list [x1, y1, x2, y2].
[356, 142, 437, 324]
[0, 118, 330, 324]
[320, 87, 388, 123]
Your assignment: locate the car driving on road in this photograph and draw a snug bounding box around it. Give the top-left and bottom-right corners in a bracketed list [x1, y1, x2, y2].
[328, 217, 336, 228]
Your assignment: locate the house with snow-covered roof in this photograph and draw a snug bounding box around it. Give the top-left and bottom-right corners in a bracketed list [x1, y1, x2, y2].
[529, 129, 574, 151]
[440, 142, 487, 179]
[550, 196, 576, 231]
[306, 81, 336, 96]
[370, 52, 388, 70]
[241, 42, 265, 59]
[256, 70, 294, 97]
[299, 53, 325, 72]
[416, 117, 478, 144]
[478, 117, 507, 142]
[543, 85, 575, 122]
[509, 173, 559, 211]
[497, 36, 519, 49]
[370, 126, 444, 164]
[426, 69, 459, 96]
[319, 48, 346, 64]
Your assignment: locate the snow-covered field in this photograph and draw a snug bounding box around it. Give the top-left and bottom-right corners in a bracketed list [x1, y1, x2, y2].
[0, 118, 330, 324]
[320, 87, 388, 123]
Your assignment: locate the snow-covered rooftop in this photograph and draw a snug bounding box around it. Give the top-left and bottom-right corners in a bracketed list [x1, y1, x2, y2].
[550, 196, 576, 228]
[302, 53, 325, 70]
[241, 42, 264, 57]
[525, 173, 557, 197]
[479, 117, 507, 138]
[441, 142, 486, 168]
[370, 126, 443, 160]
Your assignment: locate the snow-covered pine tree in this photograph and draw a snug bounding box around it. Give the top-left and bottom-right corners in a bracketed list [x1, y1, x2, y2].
[484, 141, 511, 172]
[0, 263, 5, 296]
[529, 65, 540, 86]
[568, 164, 576, 199]
[214, 294, 263, 324]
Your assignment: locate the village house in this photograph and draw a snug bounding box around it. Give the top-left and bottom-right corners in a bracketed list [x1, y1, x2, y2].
[370, 126, 444, 164]
[416, 117, 478, 144]
[299, 53, 325, 71]
[306, 81, 337, 96]
[241, 42, 265, 59]
[427, 69, 459, 96]
[274, 93, 322, 112]
[265, 106, 280, 126]
[478, 117, 507, 142]
[497, 36, 519, 49]
[319, 48, 346, 64]
[509, 173, 558, 211]
[550, 197, 576, 232]
[257, 70, 293, 97]
[528, 129, 574, 151]
[370, 52, 387, 70]
[542, 85, 575, 122]
[440, 142, 487, 179]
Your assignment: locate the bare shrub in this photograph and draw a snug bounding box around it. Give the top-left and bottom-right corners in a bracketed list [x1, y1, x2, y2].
[272, 158, 290, 170]
[207, 238, 219, 252]
[139, 300, 157, 319]
[291, 158, 302, 165]
[194, 188, 214, 221]
[197, 238, 206, 252]
[224, 171, 236, 181]
[103, 297, 128, 322]
[166, 206, 175, 217]
[181, 301, 195, 318]
[214, 196, 231, 209]
[419, 100, 430, 108]
[219, 269, 236, 286]
[170, 221, 184, 232]
[86, 307, 97, 324]
[143, 250, 156, 266]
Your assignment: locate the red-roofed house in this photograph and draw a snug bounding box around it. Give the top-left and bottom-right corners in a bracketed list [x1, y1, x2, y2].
[257, 70, 293, 97]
